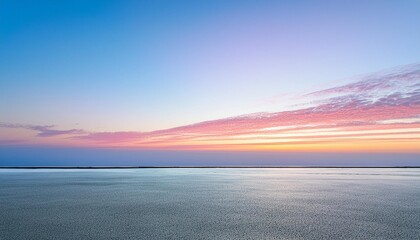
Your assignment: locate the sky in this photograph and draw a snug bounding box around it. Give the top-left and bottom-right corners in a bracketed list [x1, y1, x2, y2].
[0, 0, 419, 166]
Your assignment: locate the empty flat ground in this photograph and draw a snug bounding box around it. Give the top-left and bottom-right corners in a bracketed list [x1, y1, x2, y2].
[0, 168, 419, 239]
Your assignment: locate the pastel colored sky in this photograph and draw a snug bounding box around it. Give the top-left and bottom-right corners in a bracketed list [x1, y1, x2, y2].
[0, 0, 419, 165]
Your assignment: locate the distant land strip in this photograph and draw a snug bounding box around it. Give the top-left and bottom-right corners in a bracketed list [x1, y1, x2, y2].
[0, 166, 419, 169]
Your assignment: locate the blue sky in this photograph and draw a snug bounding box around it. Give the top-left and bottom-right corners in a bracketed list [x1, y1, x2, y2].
[2, 0, 419, 131]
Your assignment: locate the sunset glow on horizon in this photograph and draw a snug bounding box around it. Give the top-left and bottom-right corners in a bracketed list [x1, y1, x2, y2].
[1, 64, 419, 153]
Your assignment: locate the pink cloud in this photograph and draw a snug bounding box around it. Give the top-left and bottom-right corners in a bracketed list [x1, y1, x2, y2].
[2, 63, 419, 151]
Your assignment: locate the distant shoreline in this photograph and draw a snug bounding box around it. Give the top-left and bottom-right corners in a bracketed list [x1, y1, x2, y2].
[0, 166, 419, 169]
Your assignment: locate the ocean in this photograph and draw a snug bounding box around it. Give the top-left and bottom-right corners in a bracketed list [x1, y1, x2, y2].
[0, 168, 419, 239]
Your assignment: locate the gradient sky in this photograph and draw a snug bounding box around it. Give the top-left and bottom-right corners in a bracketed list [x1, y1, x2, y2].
[0, 0, 419, 166]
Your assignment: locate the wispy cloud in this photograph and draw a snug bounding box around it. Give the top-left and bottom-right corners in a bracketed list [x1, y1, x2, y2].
[1, 64, 419, 151]
[77, 132, 145, 143]
[307, 63, 420, 96]
[0, 123, 85, 137]
[0, 139, 25, 145]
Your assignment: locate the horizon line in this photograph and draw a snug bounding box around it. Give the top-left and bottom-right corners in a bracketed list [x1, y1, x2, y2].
[1, 166, 420, 169]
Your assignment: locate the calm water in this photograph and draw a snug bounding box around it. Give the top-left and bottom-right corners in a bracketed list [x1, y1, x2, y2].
[0, 168, 419, 239]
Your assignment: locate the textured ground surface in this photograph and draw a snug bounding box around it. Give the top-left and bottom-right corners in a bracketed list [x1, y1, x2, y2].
[0, 168, 419, 239]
